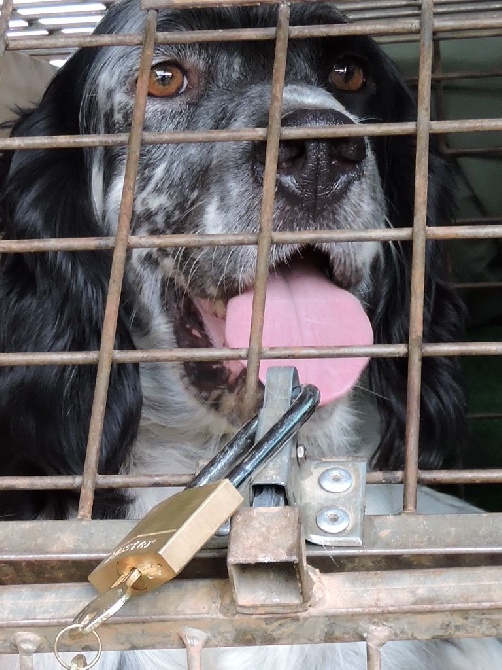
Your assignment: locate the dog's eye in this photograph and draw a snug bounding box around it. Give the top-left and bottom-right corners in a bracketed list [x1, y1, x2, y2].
[148, 62, 188, 97]
[329, 59, 366, 92]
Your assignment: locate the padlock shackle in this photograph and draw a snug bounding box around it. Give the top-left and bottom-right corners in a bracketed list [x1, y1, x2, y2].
[188, 413, 259, 489]
[188, 384, 319, 490]
[210, 384, 319, 489]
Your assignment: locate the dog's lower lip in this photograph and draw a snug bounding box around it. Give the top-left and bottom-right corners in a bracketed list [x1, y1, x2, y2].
[211, 298, 227, 320]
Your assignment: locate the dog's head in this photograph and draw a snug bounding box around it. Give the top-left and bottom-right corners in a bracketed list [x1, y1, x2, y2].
[0, 1, 466, 517]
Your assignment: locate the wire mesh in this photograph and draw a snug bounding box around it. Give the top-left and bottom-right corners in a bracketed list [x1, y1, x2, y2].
[0, 0, 501, 660]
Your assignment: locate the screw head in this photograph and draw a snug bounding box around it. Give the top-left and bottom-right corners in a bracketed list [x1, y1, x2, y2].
[215, 519, 231, 537]
[316, 507, 350, 534]
[318, 467, 353, 493]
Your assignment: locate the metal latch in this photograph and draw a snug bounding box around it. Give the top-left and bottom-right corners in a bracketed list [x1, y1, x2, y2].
[227, 367, 366, 613]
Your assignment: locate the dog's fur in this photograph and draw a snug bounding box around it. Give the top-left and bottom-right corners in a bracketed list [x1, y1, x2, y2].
[1, 1, 501, 668]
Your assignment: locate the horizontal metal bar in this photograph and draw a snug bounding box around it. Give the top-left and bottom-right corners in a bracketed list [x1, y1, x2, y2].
[6, 3, 501, 59]
[1, 468, 502, 493]
[2, 119, 502, 152]
[7, 21, 420, 52]
[1, 341, 502, 368]
[1, 567, 502, 653]
[368, 470, 502, 484]
[0, 223, 500, 255]
[13, 27, 501, 58]
[2, 514, 502, 562]
[453, 281, 502, 289]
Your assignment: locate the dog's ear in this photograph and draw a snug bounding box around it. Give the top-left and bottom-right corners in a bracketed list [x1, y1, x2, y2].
[0, 53, 142, 519]
[369, 124, 467, 469]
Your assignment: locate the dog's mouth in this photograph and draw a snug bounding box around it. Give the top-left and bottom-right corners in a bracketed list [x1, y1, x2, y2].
[167, 247, 373, 420]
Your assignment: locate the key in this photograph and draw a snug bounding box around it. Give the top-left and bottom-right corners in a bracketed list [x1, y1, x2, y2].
[88, 479, 243, 596]
[70, 382, 320, 637]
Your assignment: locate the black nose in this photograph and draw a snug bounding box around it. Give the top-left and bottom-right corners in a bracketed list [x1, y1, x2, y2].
[252, 109, 366, 212]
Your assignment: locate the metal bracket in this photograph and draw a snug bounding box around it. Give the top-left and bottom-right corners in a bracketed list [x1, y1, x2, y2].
[246, 366, 300, 508]
[246, 367, 366, 546]
[227, 506, 314, 614]
[227, 367, 366, 612]
[299, 458, 366, 547]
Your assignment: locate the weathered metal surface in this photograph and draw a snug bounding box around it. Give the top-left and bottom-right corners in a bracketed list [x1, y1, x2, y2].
[1, 466, 502, 493]
[242, 3, 290, 416]
[3, 341, 502, 370]
[0, 0, 13, 70]
[1, 567, 502, 654]
[227, 506, 313, 613]
[247, 367, 298, 506]
[1, 514, 502, 585]
[77, 9, 158, 519]
[1, 119, 502, 154]
[300, 459, 366, 546]
[402, 0, 434, 513]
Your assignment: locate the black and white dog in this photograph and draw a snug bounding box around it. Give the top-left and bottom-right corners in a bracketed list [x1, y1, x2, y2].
[1, 1, 501, 668]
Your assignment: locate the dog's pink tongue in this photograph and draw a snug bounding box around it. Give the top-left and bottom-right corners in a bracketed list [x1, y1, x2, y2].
[225, 265, 373, 406]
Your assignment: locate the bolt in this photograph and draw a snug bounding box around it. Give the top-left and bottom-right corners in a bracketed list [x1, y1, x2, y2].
[296, 444, 307, 465]
[318, 467, 353, 493]
[215, 519, 231, 537]
[316, 507, 350, 534]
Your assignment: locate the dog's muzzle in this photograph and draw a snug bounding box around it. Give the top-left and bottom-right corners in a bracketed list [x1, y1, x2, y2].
[252, 109, 366, 213]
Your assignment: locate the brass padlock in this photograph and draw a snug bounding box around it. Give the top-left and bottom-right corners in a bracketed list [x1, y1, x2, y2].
[89, 480, 242, 594]
[67, 382, 320, 639]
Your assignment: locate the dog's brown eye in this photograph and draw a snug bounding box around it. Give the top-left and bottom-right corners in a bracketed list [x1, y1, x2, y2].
[329, 59, 366, 92]
[148, 62, 188, 97]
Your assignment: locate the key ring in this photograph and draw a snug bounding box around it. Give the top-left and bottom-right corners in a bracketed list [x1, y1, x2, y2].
[54, 624, 102, 670]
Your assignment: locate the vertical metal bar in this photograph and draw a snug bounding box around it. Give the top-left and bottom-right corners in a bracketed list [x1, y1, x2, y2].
[432, 40, 448, 155]
[14, 632, 43, 670]
[77, 9, 158, 518]
[366, 627, 389, 670]
[366, 642, 382, 670]
[0, 0, 13, 75]
[243, 3, 291, 418]
[179, 628, 208, 670]
[403, 0, 435, 513]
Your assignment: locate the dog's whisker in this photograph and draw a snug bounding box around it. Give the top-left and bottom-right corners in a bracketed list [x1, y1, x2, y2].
[353, 384, 391, 403]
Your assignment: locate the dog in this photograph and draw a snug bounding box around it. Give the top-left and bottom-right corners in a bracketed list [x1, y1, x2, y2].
[1, 1, 501, 668]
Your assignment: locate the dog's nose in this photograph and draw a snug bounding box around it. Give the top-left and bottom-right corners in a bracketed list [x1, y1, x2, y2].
[252, 109, 366, 213]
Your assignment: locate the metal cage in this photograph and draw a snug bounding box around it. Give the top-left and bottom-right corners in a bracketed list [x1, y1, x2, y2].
[0, 0, 501, 668]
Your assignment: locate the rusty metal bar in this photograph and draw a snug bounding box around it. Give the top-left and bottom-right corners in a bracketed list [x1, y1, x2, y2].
[337, 0, 502, 7]
[2, 119, 502, 152]
[453, 281, 502, 289]
[366, 629, 389, 670]
[1, 568, 502, 652]
[432, 40, 448, 154]
[409, 68, 502, 83]
[367, 469, 502, 485]
[428, 224, 502, 239]
[446, 146, 502, 157]
[4, 22, 421, 53]
[76, 9, 158, 519]
[242, 2, 290, 417]
[1, 223, 502, 254]
[2, 467, 502, 492]
[179, 628, 207, 670]
[2, 514, 502, 566]
[6, 13, 502, 55]
[2, 340, 502, 369]
[1, 222, 501, 255]
[403, 0, 434, 514]
[0, 0, 13, 72]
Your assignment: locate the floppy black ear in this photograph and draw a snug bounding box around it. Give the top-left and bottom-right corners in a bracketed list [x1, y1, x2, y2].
[368, 131, 467, 471]
[0, 52, 142, 519]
